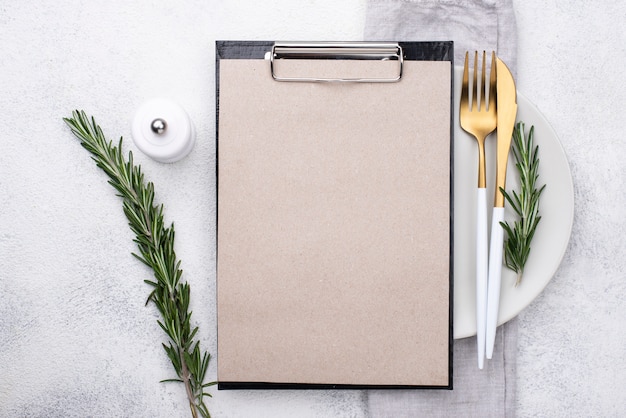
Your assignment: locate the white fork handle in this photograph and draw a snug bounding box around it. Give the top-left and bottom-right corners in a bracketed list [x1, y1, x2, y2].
[486, 206, 505, 359]
[476, 188, 488, 369]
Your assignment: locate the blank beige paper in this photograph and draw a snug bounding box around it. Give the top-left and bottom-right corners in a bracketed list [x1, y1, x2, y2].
[217, 57, 451, 387]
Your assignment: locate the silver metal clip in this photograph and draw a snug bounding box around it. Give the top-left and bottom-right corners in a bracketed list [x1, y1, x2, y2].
[269, 42, 403, 83]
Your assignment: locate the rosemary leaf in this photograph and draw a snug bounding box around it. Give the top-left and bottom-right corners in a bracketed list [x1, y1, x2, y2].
[64, 110, 215, 418]
[500, 122, 546, 286]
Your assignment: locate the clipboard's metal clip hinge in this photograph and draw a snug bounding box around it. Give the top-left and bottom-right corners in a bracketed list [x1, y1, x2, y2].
[269, 42, 403, 83]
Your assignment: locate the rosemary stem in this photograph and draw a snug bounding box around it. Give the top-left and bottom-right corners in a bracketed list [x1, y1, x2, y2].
[500, 122, 545, 286]
[180, 352, 198, 418]
[64, 110, 214, 418]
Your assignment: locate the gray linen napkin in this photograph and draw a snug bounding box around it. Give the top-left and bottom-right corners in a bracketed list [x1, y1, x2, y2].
[364, 0, 517, 75]
[364, 1, 518, 416]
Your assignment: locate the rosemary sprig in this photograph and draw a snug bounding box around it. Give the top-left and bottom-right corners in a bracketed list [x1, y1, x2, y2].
[500, 122, 546, 286]
[64, 110, 215, 418]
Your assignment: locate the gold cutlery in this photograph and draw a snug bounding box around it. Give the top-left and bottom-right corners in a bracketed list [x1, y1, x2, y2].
[460, 51, 497, 369]
[485, 57, 518, 359]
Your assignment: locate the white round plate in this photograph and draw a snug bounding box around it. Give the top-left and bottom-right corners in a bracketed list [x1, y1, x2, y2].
[453, 67, 574, 339]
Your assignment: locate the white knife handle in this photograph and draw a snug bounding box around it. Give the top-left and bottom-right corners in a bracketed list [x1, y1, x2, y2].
[476, 188, 488, 369]
[486, 206, 505, 359]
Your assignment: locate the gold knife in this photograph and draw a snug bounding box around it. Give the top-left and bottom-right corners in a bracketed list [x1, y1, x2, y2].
[485, 57, 517, 359]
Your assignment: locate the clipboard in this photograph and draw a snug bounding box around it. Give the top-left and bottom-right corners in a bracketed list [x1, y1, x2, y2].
[216, 41, 454, 390]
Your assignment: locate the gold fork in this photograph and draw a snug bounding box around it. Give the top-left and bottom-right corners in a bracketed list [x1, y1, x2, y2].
[459, 50, 497, 370]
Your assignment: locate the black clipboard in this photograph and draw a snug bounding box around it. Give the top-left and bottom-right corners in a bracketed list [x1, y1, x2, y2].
[215, 41, 454, 390]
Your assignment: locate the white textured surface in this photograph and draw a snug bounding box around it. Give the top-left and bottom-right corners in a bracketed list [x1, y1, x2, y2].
[513, 1, 626, 417]
[0, 1, 624, 417]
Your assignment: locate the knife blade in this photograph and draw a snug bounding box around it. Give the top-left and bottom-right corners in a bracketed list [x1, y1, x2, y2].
[485, 57, 517, 359]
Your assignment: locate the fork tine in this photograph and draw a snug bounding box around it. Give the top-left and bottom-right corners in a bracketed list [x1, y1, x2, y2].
[480, 51, 486, 111]
[461, 52, 469, 109]
[472, 51, 478, 111]
[489, 51, 497, 112]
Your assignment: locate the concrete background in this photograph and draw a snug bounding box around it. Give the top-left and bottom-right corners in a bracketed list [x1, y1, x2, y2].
[1, 1, 624, 417]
